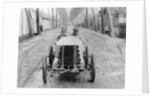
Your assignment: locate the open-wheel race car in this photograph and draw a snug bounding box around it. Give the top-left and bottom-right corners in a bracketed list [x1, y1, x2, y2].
[42, 36, 95, 84]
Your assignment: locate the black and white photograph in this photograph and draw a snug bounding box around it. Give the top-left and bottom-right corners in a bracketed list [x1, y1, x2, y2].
[18, 7, 126, 88]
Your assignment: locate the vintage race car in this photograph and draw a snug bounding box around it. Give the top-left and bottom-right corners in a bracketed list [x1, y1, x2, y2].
[42, 36, 95, 84]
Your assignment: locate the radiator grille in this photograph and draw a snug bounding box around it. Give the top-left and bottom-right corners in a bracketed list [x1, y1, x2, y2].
[58, 46, 80, 69]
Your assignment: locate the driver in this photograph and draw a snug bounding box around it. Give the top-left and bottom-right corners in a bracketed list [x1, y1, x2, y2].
[72, 27, 79, 37]
[57, 27, 67, 41]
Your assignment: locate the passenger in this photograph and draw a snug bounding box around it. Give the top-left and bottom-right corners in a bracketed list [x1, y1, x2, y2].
[72, 27, 79, 37]
[57, 27, 67, 41]
[72, 27, 85, 70]
[72, 27, 85, 44]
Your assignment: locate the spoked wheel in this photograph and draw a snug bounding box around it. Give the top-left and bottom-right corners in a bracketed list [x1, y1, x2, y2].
[84, 46, 89, 69]
[88, 54, 95, 83]
[42, 56, 47, 84]
[49, 46, 54, 67]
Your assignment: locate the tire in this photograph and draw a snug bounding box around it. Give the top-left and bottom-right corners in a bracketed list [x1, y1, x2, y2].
[42, 57, 47, 84]
[49, 46, 54, 66]
[84, 46, 89, 69]
[88, 54, 95, 83]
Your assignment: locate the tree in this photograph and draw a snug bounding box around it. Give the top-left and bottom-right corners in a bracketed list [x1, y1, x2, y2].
[36, 8, 40, 35]
[25, 8, 34, 37]
[101, 8, 105, 34]
[55, 8, 58, 28]
[52, 8, 54, 29]
[20, 9, 24, 36]
[91, 8, 97, 31]
[58, 8, 68, 26]
[85, 8, 89, 28]
[106, 8, 114, 37]
[48, 8, 51, 29]
[96, 8, 101, 31]
[70, 8, 83, 22]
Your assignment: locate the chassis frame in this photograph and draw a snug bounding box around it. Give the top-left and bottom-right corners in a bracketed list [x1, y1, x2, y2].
[42, 37, 96, 84]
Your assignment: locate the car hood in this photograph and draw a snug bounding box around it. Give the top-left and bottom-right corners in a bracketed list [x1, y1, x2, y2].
[56, 36, 83, 46]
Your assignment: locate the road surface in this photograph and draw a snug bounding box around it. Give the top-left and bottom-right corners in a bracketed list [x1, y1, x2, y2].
[18, 26, 125, 88]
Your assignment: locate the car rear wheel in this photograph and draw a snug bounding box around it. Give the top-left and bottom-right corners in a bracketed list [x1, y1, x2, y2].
[42, 56, 47, 84]
[49, 46, 54, 68]
[84, 46, 89, 69]
[88, 54, 95, 83]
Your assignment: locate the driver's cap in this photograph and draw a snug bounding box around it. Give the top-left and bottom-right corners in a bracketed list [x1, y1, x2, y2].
[61, 27, 67, 32]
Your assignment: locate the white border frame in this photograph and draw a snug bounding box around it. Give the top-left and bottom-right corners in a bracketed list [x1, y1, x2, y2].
[1, 0, 144, 95]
